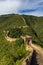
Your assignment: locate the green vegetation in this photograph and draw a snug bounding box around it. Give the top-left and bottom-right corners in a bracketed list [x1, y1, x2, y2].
[22, 15, 43, 47]
[8, 28, 23, 38]
[0, 30, 30, 65]
[0, 14, 43, 65]
[0, 14, 26, 30]
[8, 27, 28, 38]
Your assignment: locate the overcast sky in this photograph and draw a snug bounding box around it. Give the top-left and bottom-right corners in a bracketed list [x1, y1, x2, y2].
[0, 0, 43, 16]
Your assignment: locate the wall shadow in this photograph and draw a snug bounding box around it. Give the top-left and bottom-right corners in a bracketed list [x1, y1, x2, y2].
[25, 50, 39, 65]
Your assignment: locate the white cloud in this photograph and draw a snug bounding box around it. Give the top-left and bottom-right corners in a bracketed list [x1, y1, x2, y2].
[0, 0, 43, 16]
[0, 0, 21, 15]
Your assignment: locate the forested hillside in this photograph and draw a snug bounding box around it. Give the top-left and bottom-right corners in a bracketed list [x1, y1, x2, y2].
[0, 14, 43, 65]
[0, 14, 43, 46]
[22, 15, 43, 47]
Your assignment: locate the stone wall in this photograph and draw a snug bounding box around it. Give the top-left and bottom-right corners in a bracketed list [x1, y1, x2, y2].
[22, 50, 33, 65]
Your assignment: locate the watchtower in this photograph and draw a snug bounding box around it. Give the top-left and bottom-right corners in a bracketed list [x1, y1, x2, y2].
[21, 35, 32, 45]
[25, 35, 32, 45]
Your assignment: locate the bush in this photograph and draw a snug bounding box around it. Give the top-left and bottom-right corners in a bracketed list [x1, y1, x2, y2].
[8, 28, 23, 38]
[10, 38, 26, 62]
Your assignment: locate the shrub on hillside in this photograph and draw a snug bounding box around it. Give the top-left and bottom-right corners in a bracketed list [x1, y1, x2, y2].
[8, 28, 23, 38]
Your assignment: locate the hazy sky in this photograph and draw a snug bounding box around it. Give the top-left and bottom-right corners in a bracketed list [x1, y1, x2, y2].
[0, 0, 43, 16]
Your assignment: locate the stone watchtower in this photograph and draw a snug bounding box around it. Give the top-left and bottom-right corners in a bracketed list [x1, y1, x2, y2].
[25, 35, 32, 45]
[21, 35, 32, 45]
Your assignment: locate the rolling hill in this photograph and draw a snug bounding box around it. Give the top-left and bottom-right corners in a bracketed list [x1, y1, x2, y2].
[0, 14, 43, 46]
[0, 14, 43, 65]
